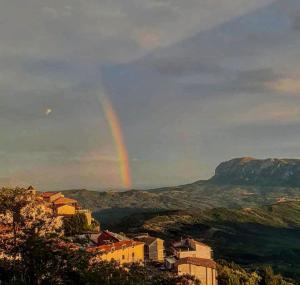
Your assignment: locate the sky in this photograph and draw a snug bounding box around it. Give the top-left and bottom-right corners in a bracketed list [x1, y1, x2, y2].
[1, 0, 300, 190]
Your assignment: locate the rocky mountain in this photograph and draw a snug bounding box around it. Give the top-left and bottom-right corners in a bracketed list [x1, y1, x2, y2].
[211, 157, 300, 186]
[63, 157, 300, 227]
[61, 157, 300, 281]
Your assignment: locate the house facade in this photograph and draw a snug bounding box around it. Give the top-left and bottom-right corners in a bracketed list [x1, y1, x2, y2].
[41, 191, 92, 225]
[172, 238, 213, 259]
[176, 257, 217, 285]
[134, 234, 164, 262]
[88, 239, 144, 265]
[171, 238, 217, 285]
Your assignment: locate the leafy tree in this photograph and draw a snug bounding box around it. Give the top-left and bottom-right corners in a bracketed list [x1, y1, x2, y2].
[86, 261, 200, 285]
[63, 213, 89, 236]
[217, 261, 294, 285]
[0, 187, 62, 273]
[258, 266, 294, 285]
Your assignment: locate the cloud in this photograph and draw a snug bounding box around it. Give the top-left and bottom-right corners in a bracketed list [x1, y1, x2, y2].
[1, 0, 300, 189]
[134, 29, 161, 49]
[76, 149, 119, 163]
[239, 103, 300, 123]
[266, 77, 300, 95]
[9, 161, 121, 191]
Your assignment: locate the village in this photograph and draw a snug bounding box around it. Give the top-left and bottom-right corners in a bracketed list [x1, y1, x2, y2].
[37, 188, 217, 285]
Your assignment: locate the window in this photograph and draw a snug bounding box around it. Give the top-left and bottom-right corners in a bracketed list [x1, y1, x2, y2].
[122, 255, 125, 260]
[132, 253, 135, 258]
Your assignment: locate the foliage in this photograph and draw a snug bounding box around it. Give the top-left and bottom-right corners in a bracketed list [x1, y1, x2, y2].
[64, 182, 300, 220]
[63, 213, 89, 236]
[114, 202, 300, 282]
[258, 267, 294, 285]
[217, 261, 294, 285]
[1, 248, 200, 285]
[0, 187, 62, 260]
[0, 188, 200, 285]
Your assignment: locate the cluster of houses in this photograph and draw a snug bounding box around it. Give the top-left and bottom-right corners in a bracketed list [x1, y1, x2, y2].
[85, 231, 217, 285]
[2, 188, 218, 285]
[42, 191, 217, 284]
[40, 190, 93, 226]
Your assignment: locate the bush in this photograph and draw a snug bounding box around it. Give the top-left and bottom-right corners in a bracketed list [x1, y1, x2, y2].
[63, 213, 89, 236]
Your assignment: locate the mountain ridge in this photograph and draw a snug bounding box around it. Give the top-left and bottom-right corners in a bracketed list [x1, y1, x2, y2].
[210, 157, 300, 186]
[61, 157, 300, 226]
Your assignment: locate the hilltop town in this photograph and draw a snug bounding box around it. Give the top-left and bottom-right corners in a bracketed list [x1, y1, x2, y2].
[37, 188, 217, 285]
[0, 186, 295, 285]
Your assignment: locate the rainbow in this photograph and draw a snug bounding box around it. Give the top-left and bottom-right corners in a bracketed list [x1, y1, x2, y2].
[100, 96, 132, 189]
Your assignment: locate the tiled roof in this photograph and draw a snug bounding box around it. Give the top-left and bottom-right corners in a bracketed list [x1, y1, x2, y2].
[104, 230, 128, 241]
[87, 240, 144, 254]
[136, 236, 157, 245]
[176, 257, 216, 269]
[41, 192, 58, 198]
[172, 238, 211, 250]
[53, 197, 77, 205]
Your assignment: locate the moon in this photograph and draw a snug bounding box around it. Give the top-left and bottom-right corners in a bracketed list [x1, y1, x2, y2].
[45, 108, 52, 116]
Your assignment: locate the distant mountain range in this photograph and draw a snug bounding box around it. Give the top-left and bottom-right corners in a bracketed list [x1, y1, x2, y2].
[63, 157, 300, 225]
[211, 157, 300, 187]
[62, 157, 300, 281]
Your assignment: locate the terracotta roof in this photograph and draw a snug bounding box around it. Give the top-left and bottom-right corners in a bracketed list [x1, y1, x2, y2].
[136, 236, 158, 246]
[176, 257, 216, 269]
[172, 238, 211, 250]
[53, 197, 77, 205]
[87, 240, 144, 254]
[41, 192, 58, 198]
[103, 230, 128, 241]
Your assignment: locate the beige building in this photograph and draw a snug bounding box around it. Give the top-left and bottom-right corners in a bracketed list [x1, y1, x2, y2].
[41, 192, 93, 225]
[88, 239, 144, 265]
[172, 238, 213, 259]
[176, 257, 217, 285]
[134, 234, 164, 262]
[171, 238, 217, 285]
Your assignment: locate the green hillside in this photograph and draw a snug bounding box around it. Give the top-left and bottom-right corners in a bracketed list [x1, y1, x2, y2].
[63, 158, 300, 226]
[115, 202, 300, 282]
[64, 183, 300, 226]
[61, 158, 300, 282]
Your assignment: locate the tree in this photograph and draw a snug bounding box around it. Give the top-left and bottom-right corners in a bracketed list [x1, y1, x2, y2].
[85, 261, 200, 285]
[63, 213, 89, 236]
[0, 187, 63, 282]
[20, 236, 90, 285]
[217, 261, 294, 285]
[258, 267, 294, 285]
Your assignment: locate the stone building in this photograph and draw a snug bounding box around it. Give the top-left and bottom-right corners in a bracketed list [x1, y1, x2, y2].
[89, 231, 144, 265]
[41, 191, 92, 225]
[134, 233, 164, 262]
[170, 238, 217, 285]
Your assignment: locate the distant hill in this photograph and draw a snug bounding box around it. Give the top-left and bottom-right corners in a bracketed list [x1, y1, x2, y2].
[114, 201, 300, 281]
[211, 157, 300, 187]
[62, 158, 300, 282]
[63, 158, 300, 225]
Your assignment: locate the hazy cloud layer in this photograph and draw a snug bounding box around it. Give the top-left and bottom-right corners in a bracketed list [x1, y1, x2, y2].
[1, 0, 300, 189]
